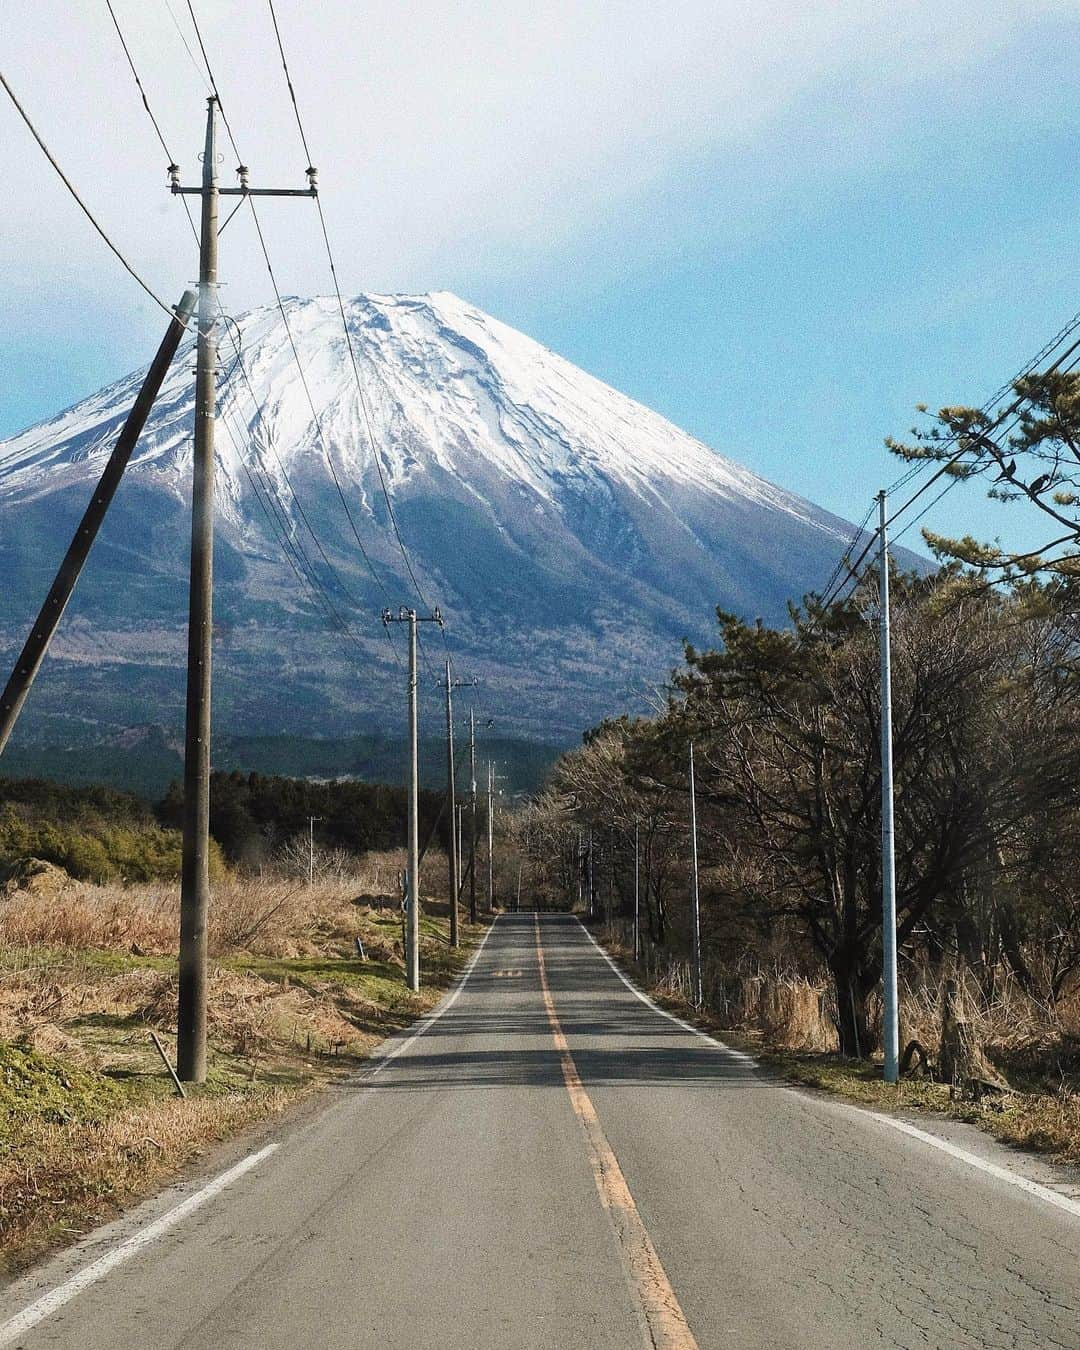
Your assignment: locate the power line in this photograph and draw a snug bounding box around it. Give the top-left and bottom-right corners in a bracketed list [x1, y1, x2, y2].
[262, 0, 447, 651]
[100, 4, 403, 671]
[220, 323, 405, 668]
[106, 0, 200, 249]
[99, 6, 405, 675]
[815, 318, 1080, 617]
[180, 2, 410, 667]
[162, 0, 212, 90]
[0, 68, 184, 323]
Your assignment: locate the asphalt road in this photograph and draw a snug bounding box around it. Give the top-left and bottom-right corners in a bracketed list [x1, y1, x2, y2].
[3, 913, 1080, 1349]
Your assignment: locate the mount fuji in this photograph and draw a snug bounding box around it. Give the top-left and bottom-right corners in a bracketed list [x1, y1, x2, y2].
[0, 291, 881, 750]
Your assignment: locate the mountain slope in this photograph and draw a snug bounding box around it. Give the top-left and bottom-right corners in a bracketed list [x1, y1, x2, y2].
[0, 291, 885, 747]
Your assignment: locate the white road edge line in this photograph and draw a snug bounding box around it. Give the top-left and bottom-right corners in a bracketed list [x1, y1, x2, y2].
[0, 919, 502, 1346]
[869, 1113, 1080, 1221]
[359, 914, 500, 1084]
[576, 919, 1080, 1223]
[0, 1144, 279, 1348]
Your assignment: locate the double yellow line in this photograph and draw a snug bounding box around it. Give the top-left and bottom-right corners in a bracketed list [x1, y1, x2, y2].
[533, 914, 699, 1350]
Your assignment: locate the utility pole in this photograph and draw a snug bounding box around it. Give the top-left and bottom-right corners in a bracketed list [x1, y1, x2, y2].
[307, 815, 323, 887]
[576, 830, 583, 912]
[383, 607, 442, 991]
[441, 667, 475, 947]
[487, 760, 495, 912]
[633, 822, 641, 963]
[468, 709, 478, 924]
[444, 661, 458, 947]
[587, 830, 595, 920]
[170, 97, 316, 1082]
[689, 741, 702, 1009]
[0, 291, 197, 756]
[878, 490, 900, 1084]
[456, 803, 464, 905]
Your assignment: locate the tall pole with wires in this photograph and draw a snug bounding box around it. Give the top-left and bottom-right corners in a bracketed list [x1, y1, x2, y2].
[633, 823, 641, 963]
[383, 606, 441, 990]
[878, 490, 900, 1083]
[487, 760, 495, 912]
[175, 96, 219, 1085]
[469, 709, 478, 924]
[170, 96, 317, 1083]
[444, 661, 459, 947]
[689, 741, 702, 1009]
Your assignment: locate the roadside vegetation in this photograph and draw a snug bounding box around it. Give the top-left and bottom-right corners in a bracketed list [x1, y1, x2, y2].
[0, 812, 480, 1275]
[502, 369, 1080, 1165]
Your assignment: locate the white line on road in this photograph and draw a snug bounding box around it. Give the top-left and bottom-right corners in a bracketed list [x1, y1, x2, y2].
[576, 919, 755, 1062]
[358, 915, 500, 1084]
[577, 919, 1080, 1224]
[0, 1144, 279, 1348]
[0, 920, 501, 1346]
[868, 1114, 1080, 1221]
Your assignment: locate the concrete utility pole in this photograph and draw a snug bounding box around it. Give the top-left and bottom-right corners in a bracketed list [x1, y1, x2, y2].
[487, 760, 495, 912]
[171, 97, 315, 1083]
[468, 709, 478, 924]
[441, 667, 475, 947]
[307, 815, 322, 887]
[383, 606, 442, 990]
[576, 830, 583, 911]
[0, 291, 197, 756]
[633, 822, 641, 963]
[176, 101, 219, 1085]
[444, 661, 458, 946]
[456, 804, 464, 904]
[689, 741, 702, 1009]
[877, 490, 900, 1084]
[587, 830, 595, 919]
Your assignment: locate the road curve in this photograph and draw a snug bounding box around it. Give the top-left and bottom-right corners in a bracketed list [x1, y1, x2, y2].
[3, 913, 1079, 1349]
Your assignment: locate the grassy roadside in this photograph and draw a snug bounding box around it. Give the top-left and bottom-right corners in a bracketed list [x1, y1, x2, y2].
[0, 872, 485, 1276]
[593, 928, 1080, 1169]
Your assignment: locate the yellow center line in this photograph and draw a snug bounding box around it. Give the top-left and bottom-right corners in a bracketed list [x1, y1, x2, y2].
[533, 914, 699, 1350]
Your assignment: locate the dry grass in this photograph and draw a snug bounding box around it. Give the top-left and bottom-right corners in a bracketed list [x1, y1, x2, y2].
[1, 1055, 298, 1273]
[0, 854, 482, 1273]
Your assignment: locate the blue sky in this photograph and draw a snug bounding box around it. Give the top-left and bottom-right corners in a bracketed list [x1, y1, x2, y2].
[4, 1, 1080, 558]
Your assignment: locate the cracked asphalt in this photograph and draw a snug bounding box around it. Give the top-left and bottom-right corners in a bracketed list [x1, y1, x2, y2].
[3, 913, 1079, 1348]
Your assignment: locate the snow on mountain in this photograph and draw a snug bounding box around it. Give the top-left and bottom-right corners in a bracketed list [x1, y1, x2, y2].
[0, 291, 877, 746]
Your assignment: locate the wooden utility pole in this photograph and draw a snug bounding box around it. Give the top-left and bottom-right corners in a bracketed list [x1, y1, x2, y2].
[171, 97, 317, 1080]
[0, 290, 196, 755]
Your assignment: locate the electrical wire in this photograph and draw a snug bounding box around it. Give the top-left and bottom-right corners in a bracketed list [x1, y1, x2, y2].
[221, 321, 405, 668]
[262, 0, 449, 661]
[100, 7, 403, 670]
[162, 0, 212, 90]
[815, 318, 1080, 617]
[181, 0, 412, 668]
[0, 68, 185, 324]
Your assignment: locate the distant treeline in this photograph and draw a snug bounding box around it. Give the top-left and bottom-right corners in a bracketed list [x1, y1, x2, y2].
[156, 771, 448, 866]
[0, 771, 446, 881]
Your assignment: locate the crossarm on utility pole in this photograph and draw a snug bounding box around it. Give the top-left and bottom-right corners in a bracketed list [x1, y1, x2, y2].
[0, 289, 197, 756]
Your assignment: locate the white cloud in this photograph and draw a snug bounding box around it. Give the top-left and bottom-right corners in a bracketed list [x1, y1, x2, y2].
[3, 0, 1079, 411]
